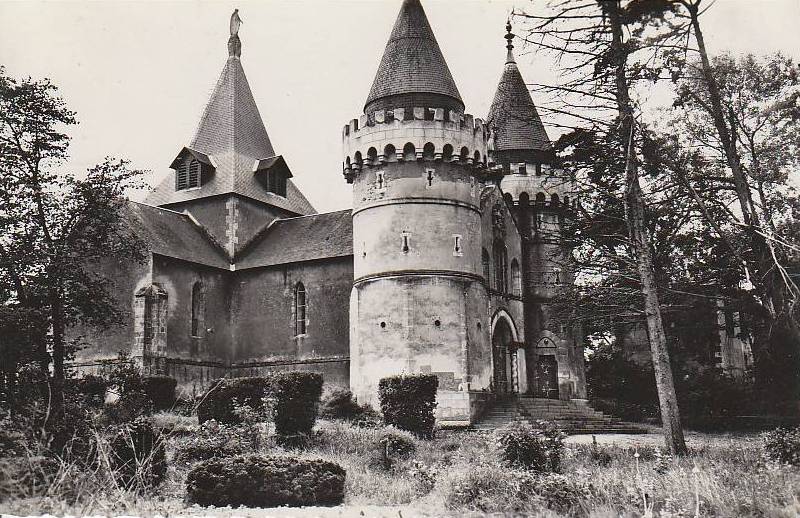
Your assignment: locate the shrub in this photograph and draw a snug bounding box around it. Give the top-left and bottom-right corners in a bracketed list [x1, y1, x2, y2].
[352, 404, 384, 428]
[109, 417, 167, 489]
[72, 375, 107, 407]
[320, 388, 362, 420]
[495, 421, 565, 473]
[197, 377, 269, 425]
[104, 388, 152, 424]
[763, 426, 800, 465]
[378, 429, 416, 469]
[175, 420, 252, 463]
[141, 376, 177, 411]
[378, 374, 438, 438]
[266, 372, 323, 440]
[186, 454, 346, 507]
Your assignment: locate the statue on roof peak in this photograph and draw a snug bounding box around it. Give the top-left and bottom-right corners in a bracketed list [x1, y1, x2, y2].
[230, 9, 243, 36]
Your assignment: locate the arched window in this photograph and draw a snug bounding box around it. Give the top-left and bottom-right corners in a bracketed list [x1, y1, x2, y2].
[403, 142, 416, 161]
[519, 192, 530, 207]
[473, 150, 481, 164]
[354, 151, 363, 169]
[191, 281, 204, 338]
[482, 248, 491, 287]
[511, 259, 521, 297]
[367, 147, 378, 166]
[535, 192, 546, 203]
[459, 146, 469, 163]
[294, 282, 307, 336]
[176, 158, 202, 191]
[551, 193, 560, 205]
[442, 144, 454, 162]
[493, 240, 508, 294]
[384, 144, 396, 163]
[423, 142, 435, 160]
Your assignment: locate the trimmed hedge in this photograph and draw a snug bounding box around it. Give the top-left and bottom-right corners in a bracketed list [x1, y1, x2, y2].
[109, 417, 167, 489]
[197, 373, 323, 439]
[197, 377, 269, 425]
[269, 372, 323, 439]
[186, 454, 345, 507]
[378, 374, 438, 438]
[141, 376, 177, 411]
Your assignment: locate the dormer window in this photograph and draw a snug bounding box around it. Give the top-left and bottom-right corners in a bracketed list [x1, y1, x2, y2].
[170, 147, 213, 192]
[176, 158, 202, 191]
[253, 155, 293, 198]
[266, 170, 287, 197]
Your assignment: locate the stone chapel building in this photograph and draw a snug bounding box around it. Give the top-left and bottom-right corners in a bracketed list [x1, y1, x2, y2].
[75, 0, 588, 425]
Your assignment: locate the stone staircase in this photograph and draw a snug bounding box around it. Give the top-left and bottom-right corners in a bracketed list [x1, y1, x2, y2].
[472, 395, 649, 434]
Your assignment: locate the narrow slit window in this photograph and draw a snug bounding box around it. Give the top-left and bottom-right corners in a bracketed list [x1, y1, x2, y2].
[401, 232, 410, 253]
[376, 171, 385, 190]
[294, 282, 307, 336]
[426, 168, 435, 187]
[453, 234, 462, 256]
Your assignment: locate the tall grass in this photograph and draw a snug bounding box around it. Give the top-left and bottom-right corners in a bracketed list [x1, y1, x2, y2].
[2, 415, 799, 516]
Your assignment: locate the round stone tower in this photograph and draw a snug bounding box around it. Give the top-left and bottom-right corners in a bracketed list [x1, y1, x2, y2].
[488, 23, 586, 400]
[343, 0, 491, 405]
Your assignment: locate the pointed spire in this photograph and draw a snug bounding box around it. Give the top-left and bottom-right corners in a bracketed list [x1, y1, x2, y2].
[488, 19, 551, 157]
[364, 0, 464, 114]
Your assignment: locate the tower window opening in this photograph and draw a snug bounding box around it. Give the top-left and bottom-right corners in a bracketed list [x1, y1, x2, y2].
[176, 158, 202, 191]
[511, 259, 521, 297]
[442, 144, 454, 162]
[403, 142, 416, 161]
[367, 147, 378, 166]
[482, 248, 491, 287]
[453, 234, 463, 256]
[376, 171, 385, 190]
[459, 147, 469, 163]
[266, 170, 287, 197]
[401, 232, 410, 253]
[294, 282, 307, 336]
[535, 163, 542, 176]
[384, 144, 396, 163]
[518, 164, 527, 175]
[493, 239, 508, 294]
[423, 142, 435, 160]
[426, 168, 435, 187]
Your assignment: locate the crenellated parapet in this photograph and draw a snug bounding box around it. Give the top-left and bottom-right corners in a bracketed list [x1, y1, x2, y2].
[341, 107, 491, 183]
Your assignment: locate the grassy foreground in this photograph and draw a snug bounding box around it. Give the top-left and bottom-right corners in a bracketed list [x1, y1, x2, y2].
[1, 414, 798, 517]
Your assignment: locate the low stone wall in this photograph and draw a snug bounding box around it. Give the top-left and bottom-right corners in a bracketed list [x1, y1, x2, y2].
[436, 390, 495, 428]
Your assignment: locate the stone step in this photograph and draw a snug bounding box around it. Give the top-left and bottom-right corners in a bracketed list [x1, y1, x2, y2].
[473, 396, 649, 434]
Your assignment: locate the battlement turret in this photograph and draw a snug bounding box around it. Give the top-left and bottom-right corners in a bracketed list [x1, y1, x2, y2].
[342, 107, 490, 183]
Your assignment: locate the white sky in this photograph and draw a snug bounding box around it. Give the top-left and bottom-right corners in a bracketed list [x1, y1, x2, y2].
[1, 0, 798, 214]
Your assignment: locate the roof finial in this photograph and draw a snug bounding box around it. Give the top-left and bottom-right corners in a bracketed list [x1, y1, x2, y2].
[505, 19, 516, 64]
[228, 9, 243, 58]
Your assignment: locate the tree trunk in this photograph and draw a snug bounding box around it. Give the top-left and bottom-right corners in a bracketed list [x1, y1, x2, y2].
[608, 1, 687, 454]
[47, 285, 66, 423]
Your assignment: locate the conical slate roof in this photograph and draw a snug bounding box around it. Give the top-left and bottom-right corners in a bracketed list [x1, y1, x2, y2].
[488, 29, 550, 153]
[364, 0, 463, 114]
[147, 50, 315, 215]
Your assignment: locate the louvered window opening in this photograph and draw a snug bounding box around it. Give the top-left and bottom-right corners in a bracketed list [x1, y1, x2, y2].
[176, 159, 202, 191]
[267, 171, 287, 197]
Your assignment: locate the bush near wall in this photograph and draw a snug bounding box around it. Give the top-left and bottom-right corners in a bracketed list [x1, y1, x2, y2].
[197, 373, 323, 439]
[197, 377, 269, 425]
[141, 376, 177, 411]
[378, 374, 438, 438]
[320, 389, 362, 420]
[186, 454, 345, 507]
[109, 417, 167, 489]
[495, 421, 565, 473]
[267, 372, 323, 439]
[72, 375, 107, 407]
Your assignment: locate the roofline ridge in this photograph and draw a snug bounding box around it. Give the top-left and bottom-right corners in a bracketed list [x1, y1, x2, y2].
[129, 199, 188, 216]
[273, 208, 352, 222]
[181, 209, 232, 262]
[232, 216, 282, 262]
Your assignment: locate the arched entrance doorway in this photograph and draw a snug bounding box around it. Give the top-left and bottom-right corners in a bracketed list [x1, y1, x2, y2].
[491, 312, 523, 394]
